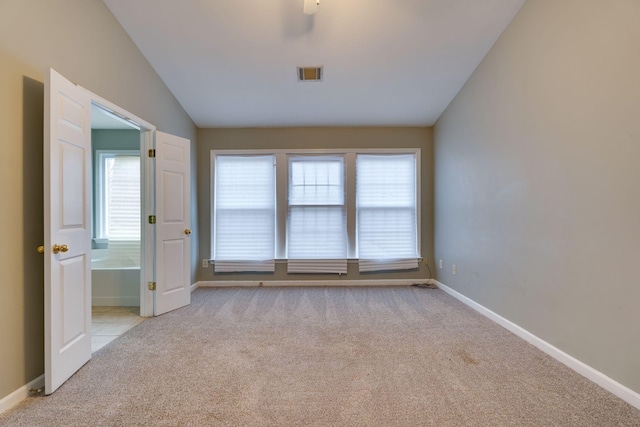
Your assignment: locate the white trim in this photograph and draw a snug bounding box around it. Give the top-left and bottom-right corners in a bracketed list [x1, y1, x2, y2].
[210, 148, 419, 155]
[196, 279, 425, 288]
[435, 280, 640, 410]
[209, 150, 215, 261]
[0, 375, 44, 415]
[287, 155, 347, 261]
[140, 129, 155, 318]
[205, 258, 424, 264]
[83, 89, 155, 132]
[88, 91, 156, 318]
[190, 282, 199, 293]
[94, 149, 140, 240]
[81, 85, 157, 319]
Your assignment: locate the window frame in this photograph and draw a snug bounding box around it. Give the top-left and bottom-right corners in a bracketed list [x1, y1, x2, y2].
[355, 153, 420, 271]
[209, 148, 421, 265]
[211, 153, 277, 272]
[286, 154, 347, 260]
[94, 149, 141, 242]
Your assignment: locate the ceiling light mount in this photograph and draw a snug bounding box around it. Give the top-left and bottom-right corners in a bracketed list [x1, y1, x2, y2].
[303, 0, 320, 15]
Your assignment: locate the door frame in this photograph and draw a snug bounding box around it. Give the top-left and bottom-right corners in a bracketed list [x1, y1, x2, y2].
[80, 87, 156, 317]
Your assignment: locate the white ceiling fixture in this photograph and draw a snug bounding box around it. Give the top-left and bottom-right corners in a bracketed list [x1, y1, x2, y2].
[303, 0, 320, 15]
[102, 0, 526, 128]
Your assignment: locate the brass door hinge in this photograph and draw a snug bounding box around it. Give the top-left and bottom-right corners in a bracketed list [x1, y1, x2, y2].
[148, 149, 156, 158]
[148, 282, 156, 291]
[148, 215, 156, 224]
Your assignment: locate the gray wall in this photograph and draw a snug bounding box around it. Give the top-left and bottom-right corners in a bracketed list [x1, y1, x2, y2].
[0, 0, 197, 400]
[92, 129, 141, 151]
[197, 127, 434, 283]
[434, 0, 640, 394]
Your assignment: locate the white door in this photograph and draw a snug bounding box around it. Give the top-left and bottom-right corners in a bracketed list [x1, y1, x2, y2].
[154, 131, 191, 315]
[44, 69, 92, 394]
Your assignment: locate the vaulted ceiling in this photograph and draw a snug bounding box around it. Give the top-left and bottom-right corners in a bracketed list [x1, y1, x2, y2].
[102, 0, 525, 128]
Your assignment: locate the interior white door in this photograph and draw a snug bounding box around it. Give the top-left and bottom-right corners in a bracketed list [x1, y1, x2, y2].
[44, 69, 92, 394]
[154, 131, 191, 315]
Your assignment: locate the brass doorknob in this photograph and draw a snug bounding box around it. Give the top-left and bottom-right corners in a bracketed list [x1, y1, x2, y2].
[52, 244, 68, 254]
[184, 229, 191, 235]
[37, 245, 45, 254]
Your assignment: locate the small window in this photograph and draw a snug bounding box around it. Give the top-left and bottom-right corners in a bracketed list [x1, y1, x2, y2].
[95, 151, 141, 241]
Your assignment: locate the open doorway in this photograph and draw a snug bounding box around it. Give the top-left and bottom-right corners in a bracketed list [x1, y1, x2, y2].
[89, 104, 144, 352]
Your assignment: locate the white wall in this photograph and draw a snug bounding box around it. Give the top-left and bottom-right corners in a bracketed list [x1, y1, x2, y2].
[434, 0, 640, 393]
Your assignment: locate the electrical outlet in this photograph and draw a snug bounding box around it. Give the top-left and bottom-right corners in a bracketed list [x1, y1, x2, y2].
[202, 259, 209, 268]
[452, 264, 457, 275]
[438, 259, 443, 269]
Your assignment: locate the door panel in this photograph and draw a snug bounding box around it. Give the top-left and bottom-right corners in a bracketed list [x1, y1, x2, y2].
[154, 132, 191, 315]
[45, 69, 92, 394]
[162, 171, 185, 221]
[162, 239, 186, 293]
[60, 256, 87, 348]
[60, 143, 86, 226]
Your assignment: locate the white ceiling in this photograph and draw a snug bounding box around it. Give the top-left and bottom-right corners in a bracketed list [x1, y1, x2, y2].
[102, 0, 525, 128]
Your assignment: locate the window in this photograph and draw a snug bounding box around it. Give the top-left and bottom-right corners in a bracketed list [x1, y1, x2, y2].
[213, 155, 276, 272]
[95, 151, 141, 267]
[356, 154, 418, 271]
[96, 151, 141, 241]
[287, 156, 347, 273]
[210, 149, 420, 274]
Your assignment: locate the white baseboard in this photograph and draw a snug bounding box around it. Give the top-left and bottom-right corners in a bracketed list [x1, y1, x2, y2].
[91, 296, 140, 306]
[196, 279, 428, 288]
[0, 375, 44, 415]
[435, 280, 640, 411]
[190, 282, 199, 292]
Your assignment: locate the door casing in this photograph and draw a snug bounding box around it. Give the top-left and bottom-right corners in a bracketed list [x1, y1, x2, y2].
[82, 88, 156, 317]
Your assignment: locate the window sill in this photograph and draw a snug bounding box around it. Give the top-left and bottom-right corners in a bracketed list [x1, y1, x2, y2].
[206, 258, 423, 263]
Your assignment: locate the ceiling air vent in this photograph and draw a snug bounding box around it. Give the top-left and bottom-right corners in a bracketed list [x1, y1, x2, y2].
[297, 66, 323, 82]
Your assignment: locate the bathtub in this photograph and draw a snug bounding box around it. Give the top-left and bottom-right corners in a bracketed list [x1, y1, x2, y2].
[91, 268, 140, 306]
[91, 247, 141, 307]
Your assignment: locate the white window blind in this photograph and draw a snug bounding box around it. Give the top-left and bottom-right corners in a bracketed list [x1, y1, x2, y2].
[94, 153, 141, 268]
[105, 155, 141, 241]
[214, 155, 275, 272]
[356, 154, 419, 272]
[287, 156, 347, 273]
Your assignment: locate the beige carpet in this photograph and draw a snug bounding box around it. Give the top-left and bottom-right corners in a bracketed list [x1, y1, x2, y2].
[2, 286, 639, 426]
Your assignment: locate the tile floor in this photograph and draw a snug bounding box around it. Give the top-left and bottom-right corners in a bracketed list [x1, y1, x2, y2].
[91, 306, 144, 353]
